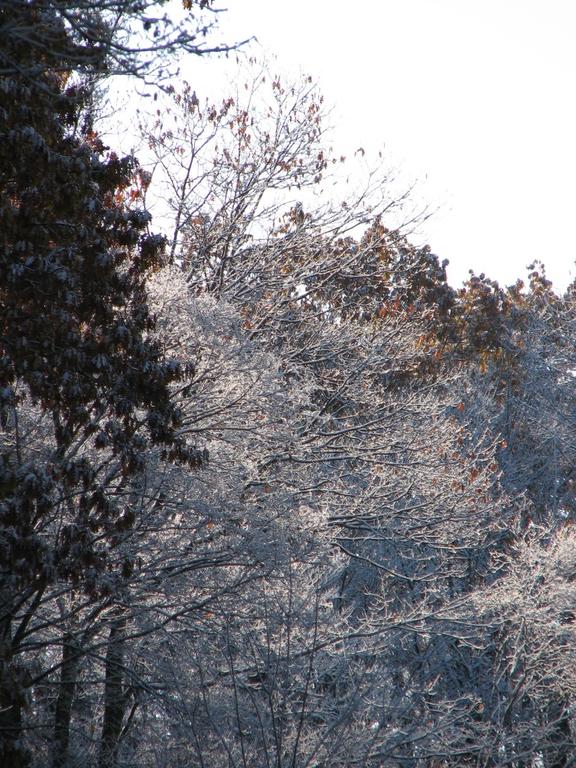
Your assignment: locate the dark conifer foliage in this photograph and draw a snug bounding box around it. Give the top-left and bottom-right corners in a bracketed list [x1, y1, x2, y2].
[0, 4, 209, 765]
[0, 0, 232, 82]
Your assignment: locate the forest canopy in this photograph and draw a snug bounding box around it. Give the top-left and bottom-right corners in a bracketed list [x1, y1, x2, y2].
[1, 2, 576, 767]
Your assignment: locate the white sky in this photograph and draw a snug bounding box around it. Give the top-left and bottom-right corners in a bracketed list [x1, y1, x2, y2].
[189, 0, 576, 291]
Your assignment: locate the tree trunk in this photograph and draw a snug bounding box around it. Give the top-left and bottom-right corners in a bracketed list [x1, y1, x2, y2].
[98, 614, 127, 768]
[51, 633, 81, 768]
[0, 590, 29, 768]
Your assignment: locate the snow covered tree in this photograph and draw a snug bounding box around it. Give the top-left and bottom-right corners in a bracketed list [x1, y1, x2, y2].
[135, 68, 524, 766]
[468, 528, 576, 766]
[7, 10, 575, 765]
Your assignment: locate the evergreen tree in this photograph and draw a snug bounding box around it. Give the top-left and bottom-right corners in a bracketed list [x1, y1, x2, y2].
[0, 4, 206, 764]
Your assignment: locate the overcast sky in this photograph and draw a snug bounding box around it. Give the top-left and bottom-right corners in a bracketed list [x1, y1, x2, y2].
[194, 0, 576, 291]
